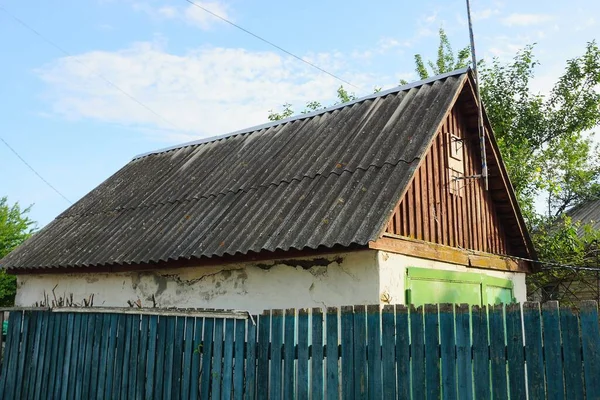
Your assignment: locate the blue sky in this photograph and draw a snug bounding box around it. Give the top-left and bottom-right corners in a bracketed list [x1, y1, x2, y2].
[1, 0, 598, 228]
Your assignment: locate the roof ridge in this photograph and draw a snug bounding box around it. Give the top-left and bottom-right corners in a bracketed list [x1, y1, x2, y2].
[132, 67, 470, 160]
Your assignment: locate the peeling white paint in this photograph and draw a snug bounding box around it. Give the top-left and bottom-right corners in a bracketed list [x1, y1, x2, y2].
[15, 249, 527, 314]
[16, 251, 380, 314]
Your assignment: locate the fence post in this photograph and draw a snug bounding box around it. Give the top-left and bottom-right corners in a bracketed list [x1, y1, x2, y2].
[505, 303, 526, 399]
[352, 305, 367, 400]
[580, 300, 600, 399]
[523, 302, 545, 399]
[381, 305, 396, 399]
[424, 304, 440, 399]
[489, 304, 508, 399]
[284, 309, 296, 400]
[541, 301, 565, 400]
[471, 305, 489, 399]
[326, 307, 339, 400]
[439, 303, 457, 399]
[455, 304, 472, 400]
[340, 305, 354, 400]
[297, 309, 310, 400]
[410, 305, 425, 399]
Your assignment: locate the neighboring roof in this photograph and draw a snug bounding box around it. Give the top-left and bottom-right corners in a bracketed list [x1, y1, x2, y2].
[565, 199, 600, 236]
[3, 69, 469, 271]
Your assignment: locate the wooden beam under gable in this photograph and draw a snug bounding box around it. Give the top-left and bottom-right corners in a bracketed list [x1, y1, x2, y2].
[369, 234, 531, 273]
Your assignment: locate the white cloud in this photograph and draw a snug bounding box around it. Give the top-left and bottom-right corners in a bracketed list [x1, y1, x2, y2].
[157, 5, 176, 18]
[472, 8, 500, 21]
[575, 16, 596, 31]
[183, 1, 230, 29]
[502, 13, 554, 27]
[36, 42, 376, 142]
[133, 1, 231, 30]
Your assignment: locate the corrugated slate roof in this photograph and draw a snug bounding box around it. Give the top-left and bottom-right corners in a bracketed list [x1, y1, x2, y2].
[2, 69, 467, 270]
[566, 199, 600, 236]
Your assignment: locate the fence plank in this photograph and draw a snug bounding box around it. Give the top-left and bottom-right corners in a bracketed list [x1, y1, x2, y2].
[326, 307, 340, 400]
[112, 314, 127, 400]
[119, 314, 133, 400]
[580, 300, 600, 399]
[172, 316, 186, 400]
[297, 309, 310, 400]
[181, 317, 196, 400]
[542, 302, 565, 400]
[145, 315, 159, 400]
[440, 303, 457, 400]
[523, 302, 546, 399]
[15, 311, 33, 400]
[137, 315, 150, 400]
[366, 305, 382, 400]
[126, 315, 139, 400]
[0, 312, 4, 368]
[21, 312, 38, 400]
[48, 312, 63, 399]
[505, 303, 526, 400]
[489, 304, 508, 399]
[154, 315, 167, 400]
[81, 314, 95, 399]
[25, 311, 44, 400]
[212, 317, 225, 400]
[190, 317, 205, 400]
[202, 316, 217, 397]
[381, 305, 396, 400]
[245, 316, 258, 400]
[425, 304, 441, 399]
[163, 316, 177, 399]
[222, 318, 235, 400]
[410, 305, 425, 400]
[42, 310, 57, 399]
[472, 305, 489, 399]
[38, 311, 56, 400]
[256, 312, 270, 400]
[312, 308, 325, 400]
[396, 305, 410, 400]
[89, 313, 104, 399]
[560, 306, 584, 400]
[3, 311, 22, 399]
[455, 304, 472, 400]
[352, 305, 367, 400]
[104, 313, 119, 399]
[270, 310, 283, 400]
[340, 306, 354, 400]
[233, 318, 246, 400]
[284, 309, 296, 400]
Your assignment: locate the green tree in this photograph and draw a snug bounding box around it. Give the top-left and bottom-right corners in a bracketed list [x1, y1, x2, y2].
[412, 28, 471, 81]
[0, 197, 35, 306]
[479, 42, 600, 220]
[268, 86, 366, 121]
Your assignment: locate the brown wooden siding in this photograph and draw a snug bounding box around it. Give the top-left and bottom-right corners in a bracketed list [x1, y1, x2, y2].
[386, 105, 510, 255]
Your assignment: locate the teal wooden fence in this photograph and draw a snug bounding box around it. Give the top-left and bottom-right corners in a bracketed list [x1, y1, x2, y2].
[0, 301, 599, 399]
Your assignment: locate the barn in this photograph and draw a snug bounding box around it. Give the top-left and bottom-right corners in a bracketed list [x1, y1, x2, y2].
[0, 68, 535, 313]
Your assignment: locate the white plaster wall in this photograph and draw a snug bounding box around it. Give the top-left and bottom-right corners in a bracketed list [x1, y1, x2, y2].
[377, 251, 528, 304]
[15, 251, 380, 314]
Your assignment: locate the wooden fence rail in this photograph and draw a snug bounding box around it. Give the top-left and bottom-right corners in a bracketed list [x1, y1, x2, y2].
[0, 301, 599, 399]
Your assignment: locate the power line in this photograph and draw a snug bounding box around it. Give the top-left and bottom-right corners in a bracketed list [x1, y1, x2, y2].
[0, 5, 183, 132]
[183, 0, 363, 91]
[0, 137, 72, 205]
